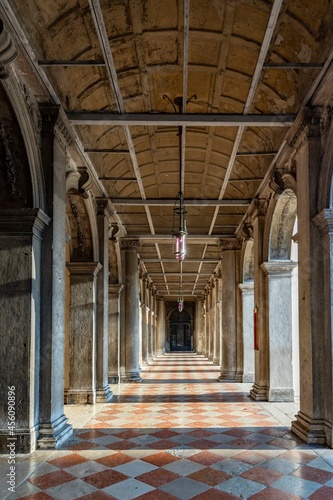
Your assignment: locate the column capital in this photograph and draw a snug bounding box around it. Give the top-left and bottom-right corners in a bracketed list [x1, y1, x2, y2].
[219, 238, 242, 251]
[119, 238, 141, 251]
[39, 103, 60, 137]
[260, 260, 297, 277]
[95, 197, 113, 219]
[313, 208, 333, 237]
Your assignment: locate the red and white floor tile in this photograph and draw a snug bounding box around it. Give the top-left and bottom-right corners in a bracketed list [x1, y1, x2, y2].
[2, 353, 333, 499]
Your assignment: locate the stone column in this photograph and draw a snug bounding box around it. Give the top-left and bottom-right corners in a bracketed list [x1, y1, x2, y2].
[147, 283, 154, 361]
[314, 209, 333, 447]
[140, 275, 149, 365]
[261, 262, 296, 401]
[95, 198, 112, 402]
[238, 282, 255, 383]
[152, 291, 157, 358]
[195, 298, 205, 354]
[157, 298, 166, 355]
[250, 200, 269, 401]
[38, 104, 72, 448]
[210, 280, 216, 362]
[0, 209, 49, 453]
[65, 262, 100, 404]
[120, 239, 142, 382]
[218, 238, 242, 382]
[217, 272, 223, 367]
[204, 289, 210, 357]
[291, 109, 327, 443]
[213, 273, 222, 365]
[108, 284, 123, 384]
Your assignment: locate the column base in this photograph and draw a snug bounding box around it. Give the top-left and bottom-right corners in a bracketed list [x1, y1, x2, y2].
[268, 388, 294, 402]
[37, 414, 72, 449]
[96, 385, 113, 402]
[213, 357, 220, 365]
[324, 421, 333, 448]
[0, 425, 38, 453]
[208, 356, 213, 362]
[64, 389, 96, 404]
[218, 370, 242, 382]
[120, 372, 142, 383]
[250, 383, 268, 401]
[291, 411, 326, 445]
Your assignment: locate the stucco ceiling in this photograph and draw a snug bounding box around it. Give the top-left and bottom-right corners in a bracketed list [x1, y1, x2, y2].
[2, 0, 333, 300]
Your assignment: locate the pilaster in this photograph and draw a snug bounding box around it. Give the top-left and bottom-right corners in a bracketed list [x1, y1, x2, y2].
[38, 104, 72, 449]
[95, 198, 113, 402]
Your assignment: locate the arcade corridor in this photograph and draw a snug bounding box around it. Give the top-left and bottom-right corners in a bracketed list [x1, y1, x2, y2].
[3, 353, 333, 499]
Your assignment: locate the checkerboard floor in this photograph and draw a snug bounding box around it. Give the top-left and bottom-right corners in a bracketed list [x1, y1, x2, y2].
[2, 353, 333, 499]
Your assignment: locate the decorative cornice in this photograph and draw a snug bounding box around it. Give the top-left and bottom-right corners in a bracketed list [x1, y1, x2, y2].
[95, 196, 113, 220]
[260, 261, 297, 276]
[219, 238, 242, 251]
[66, 261, 101, 276]
[240, 221, 253, 240]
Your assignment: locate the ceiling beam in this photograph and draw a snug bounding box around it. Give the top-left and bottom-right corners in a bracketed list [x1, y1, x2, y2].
[148, 272, 211, 276]
[110, 198, 250, 206]
[263, 62, 324, 69]
[85, 148, 130, 154]
[39, 60, 106, 66]
[67, 112, 295, 127]
[133, 234, 225, 243]
[141, 258, 218, 262]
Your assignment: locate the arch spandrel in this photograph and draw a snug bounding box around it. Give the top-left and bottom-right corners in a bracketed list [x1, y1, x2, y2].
[66, 194, 93, 262]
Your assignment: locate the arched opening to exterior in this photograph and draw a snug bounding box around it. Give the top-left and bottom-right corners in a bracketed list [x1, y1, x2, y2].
[168, 308, 192, 352]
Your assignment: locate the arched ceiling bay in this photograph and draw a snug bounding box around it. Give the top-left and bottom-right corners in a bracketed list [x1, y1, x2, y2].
[3, 0, 333, 299]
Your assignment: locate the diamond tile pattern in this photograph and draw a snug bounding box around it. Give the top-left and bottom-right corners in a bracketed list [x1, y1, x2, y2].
[4, 353, 333, 499]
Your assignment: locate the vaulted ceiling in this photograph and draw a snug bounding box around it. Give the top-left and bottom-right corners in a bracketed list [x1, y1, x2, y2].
[2, 0, 333, 300]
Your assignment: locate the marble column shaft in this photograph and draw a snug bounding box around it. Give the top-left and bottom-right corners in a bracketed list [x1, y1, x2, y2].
[291, 113, 327, 443]
[214, 275, 222, 365]
[95, 199, 112, 402]
[250, 208, 268, 400]
[219, 240, 241, 382]
[140, 278, 149, 365]
[120, 241, 142, 382]
[195, 299, 205, 354]
[209, 282, 216, 362]
[108, 284, 123, 384]
[205, 290, 211, 358]
[156, 299, 166, 355]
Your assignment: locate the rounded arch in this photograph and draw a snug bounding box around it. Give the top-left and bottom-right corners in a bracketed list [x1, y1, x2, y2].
[242, 239, 254, 282]
[2, 74, 45, 209]
[268, 189, 297, 260]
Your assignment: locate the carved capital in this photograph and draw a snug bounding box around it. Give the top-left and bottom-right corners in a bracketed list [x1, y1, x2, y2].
[219, 238, 242, 251]
[269, 162, 297, 195]
[240, 221, 253, 240]
[95, 197, 113, 220]
[253, 198, 269, 218]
